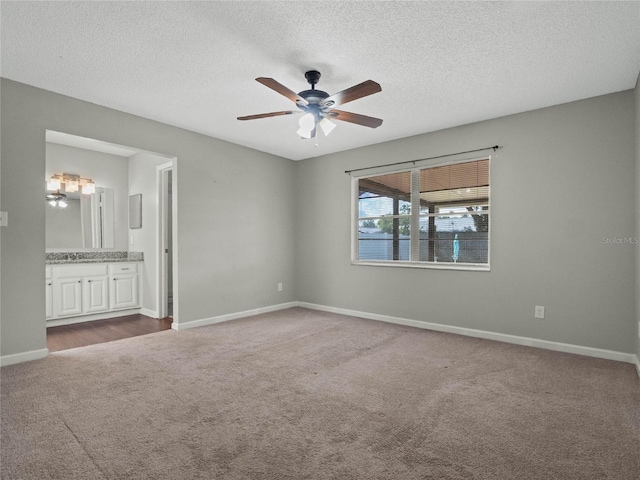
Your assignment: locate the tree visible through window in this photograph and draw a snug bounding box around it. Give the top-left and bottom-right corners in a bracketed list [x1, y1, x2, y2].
[354, 158, 490, 269]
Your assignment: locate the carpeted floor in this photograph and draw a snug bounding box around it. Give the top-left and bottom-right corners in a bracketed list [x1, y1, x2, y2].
[2, 307, 639, 479]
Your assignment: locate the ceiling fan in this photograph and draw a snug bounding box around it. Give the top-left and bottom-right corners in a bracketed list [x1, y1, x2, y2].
[237, 70, 383, 140]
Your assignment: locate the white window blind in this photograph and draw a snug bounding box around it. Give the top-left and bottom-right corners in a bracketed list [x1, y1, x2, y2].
[353, 158, 490, 270]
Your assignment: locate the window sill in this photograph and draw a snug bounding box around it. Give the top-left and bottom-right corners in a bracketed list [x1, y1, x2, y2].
[352, 260, 490, 272]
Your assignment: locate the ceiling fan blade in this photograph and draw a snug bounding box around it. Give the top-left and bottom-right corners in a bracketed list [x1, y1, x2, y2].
[325, 110, 383, 128]
[321, 80, 381, 108]
[237, 110, 298, 121]
[256, 77, 309, 106]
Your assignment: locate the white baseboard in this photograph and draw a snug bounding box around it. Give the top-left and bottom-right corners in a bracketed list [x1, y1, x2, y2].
[171, 302, 298, 331]
[1, 348, 49, 367]
[297, 302, 638, 366]
[139, 307, 158, 318]
[7, 302, 638, 379]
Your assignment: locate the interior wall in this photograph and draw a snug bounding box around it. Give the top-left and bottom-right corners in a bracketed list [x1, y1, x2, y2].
[0, 78, 296, 359]
[46, 142, 129, 250]
[128, 151, 172, 316]
[295, 90, 637, 354]
[635, 73, 640, 364]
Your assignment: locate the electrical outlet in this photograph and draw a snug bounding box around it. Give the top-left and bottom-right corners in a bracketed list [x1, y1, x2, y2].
[0, 212, 7, 227]
[277, 282, 283, 292]
[534, 306, 545, 319]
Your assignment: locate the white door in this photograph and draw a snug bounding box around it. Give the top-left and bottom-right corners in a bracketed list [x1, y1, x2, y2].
[157, 161, 174, 319]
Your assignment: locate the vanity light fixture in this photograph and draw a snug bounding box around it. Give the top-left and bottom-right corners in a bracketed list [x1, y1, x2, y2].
[46, 176, 61, 190]
[66, 177, 79, 193]
[46, 173, 96, 195]
[82, 182, 95, 195]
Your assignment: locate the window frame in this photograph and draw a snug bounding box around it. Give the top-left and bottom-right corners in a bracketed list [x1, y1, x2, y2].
[351, 156, 491, 271]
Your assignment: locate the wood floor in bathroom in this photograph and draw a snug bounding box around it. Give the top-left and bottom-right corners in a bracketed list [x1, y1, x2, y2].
[47, 314, 173, 352]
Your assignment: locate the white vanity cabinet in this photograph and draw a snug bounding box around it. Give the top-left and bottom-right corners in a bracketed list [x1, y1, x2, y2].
[45, 266, 53, 319]
[83, 275, 110, 314]
[109, 263, 138, 310]
[47, 262, 140, 324]
[56, 276, 84, 316]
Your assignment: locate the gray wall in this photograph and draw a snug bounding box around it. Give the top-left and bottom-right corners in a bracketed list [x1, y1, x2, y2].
[636, 73, 640, 363]
[0, 78, 297, 358]
[295, 91, 637, 354]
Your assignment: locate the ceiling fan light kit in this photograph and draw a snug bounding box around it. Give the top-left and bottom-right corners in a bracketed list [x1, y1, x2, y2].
[46, 190, 68, 208]
[238, 70, 382, 142]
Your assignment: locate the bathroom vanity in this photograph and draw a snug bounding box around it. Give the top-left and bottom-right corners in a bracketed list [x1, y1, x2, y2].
[46, 252, 143, 327]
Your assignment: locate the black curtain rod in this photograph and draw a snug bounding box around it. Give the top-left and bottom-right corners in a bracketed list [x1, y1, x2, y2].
[345, 145, 501, 175]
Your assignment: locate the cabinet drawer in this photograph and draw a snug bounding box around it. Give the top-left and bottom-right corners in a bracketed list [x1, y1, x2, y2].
[109, 263, 137, 275]
[54, 264, 108, 278]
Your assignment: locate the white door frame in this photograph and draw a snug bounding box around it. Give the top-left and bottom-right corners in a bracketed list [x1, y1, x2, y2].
[156, 160, 177, 324]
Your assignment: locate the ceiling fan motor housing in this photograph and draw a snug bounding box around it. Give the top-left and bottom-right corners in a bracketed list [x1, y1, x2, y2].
[304, 70, 321, 86]
[298, 70, 331, 112]
[298, 88, 329, 105]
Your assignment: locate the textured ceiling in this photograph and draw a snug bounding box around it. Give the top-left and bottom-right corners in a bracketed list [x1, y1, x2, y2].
[2, 1, 639, 161]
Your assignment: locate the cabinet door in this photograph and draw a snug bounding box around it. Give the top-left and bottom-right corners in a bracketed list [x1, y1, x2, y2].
[110, 275, 138, 310]
[83, 276, 109, 314]
[56, 277, 83, 317]
[46, 280, 54, 319]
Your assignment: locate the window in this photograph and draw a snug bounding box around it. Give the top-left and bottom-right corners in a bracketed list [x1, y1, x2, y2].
[353, 157, 490, 270]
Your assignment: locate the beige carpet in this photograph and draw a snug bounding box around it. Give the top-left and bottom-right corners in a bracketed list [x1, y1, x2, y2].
[2, 307, 639, 479]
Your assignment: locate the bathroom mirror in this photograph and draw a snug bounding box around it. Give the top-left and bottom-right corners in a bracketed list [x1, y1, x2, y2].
[46, 132, 131, 251]
[46, 187, 115, 249]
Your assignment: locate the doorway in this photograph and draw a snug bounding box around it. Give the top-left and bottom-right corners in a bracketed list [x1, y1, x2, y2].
[157, 162, 175, 320]
[45, 131, 178, 336]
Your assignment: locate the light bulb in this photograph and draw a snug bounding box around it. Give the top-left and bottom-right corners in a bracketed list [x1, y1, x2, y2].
[48, 200, 57, 207]
[297, 129, 312, 139]
[47, 177, 61, 191]
[319, 118, 336, 136]
[296, 113, 315, 139]
[66, 178, 79, 192]
[58, 200, 67, 208]
[82, 181, 95, 194]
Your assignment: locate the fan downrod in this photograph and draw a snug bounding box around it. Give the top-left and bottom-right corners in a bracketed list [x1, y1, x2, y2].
[305, 70, 321, 89]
